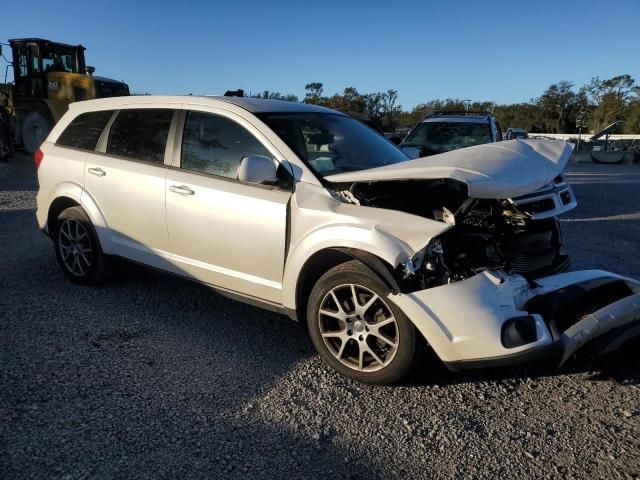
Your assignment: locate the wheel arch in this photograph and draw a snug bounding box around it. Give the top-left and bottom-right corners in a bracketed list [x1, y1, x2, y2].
[45, 188, 111, 252]
[292, 247, 401, 324]
[47, 196, 81, 236]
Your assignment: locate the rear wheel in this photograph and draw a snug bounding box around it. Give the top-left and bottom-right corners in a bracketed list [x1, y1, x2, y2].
[54, 207, 111, 284]
[307, 260, 420, 384]
[21, 111, 52, 154]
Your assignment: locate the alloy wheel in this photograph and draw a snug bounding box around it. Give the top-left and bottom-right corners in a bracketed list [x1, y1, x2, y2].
[58, 219, 93, 276]
[318, 283, 399, 372]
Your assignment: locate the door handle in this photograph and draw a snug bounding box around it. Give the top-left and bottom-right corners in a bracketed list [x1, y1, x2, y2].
[88, 167, 106, 177]
[169, 185, 195, 196]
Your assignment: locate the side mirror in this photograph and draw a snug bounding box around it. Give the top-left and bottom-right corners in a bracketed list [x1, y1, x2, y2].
[237, 155, 278, 184]
[388, 136, 402, 145]
[401, 146, 420, 159]
[85, 66, 95, 76]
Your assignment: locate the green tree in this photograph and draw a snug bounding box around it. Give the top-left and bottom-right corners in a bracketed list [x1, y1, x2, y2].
[588, 75, 637, 131]
[537, 81, 577, 133]
[303, 82, 325, 104]
[323, 86, 366, 114]
[380, 89, 401, 131]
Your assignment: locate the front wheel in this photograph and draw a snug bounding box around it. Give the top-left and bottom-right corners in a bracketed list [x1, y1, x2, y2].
[307, 260, 421, 384]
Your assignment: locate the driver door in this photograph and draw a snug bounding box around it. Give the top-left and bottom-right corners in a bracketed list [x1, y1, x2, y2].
[165, 109, 291, 303]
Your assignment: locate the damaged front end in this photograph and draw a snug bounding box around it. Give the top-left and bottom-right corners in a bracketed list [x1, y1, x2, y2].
[330, 174, 576, 292]
[325, 177, 638, 370]
[388, 269, 640, 371]
[319, 140, 639, 369]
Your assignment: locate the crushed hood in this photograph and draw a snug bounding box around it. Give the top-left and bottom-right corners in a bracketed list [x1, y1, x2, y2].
[325, 139, 574, 199]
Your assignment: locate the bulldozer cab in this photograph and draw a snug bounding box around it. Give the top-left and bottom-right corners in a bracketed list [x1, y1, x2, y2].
[1, 38, 129, 155]
[10, 38, 87, 101]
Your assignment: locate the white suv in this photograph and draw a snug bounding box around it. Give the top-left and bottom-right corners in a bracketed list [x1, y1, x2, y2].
[36, 96, 640, 384]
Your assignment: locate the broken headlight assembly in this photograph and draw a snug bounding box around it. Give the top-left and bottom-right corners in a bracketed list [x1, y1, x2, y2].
[400, 198, 569, 293]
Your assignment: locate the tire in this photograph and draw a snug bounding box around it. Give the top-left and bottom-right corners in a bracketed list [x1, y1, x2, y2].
[307, 260, 420, 385]
[0, 117, 11, 159]
[53, 206, 112, 285]
[21, 111, 52, 155]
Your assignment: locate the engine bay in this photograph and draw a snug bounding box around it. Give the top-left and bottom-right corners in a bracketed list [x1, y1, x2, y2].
[329, 179, 570, 292]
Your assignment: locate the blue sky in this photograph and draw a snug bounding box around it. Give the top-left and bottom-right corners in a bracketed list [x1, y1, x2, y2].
[3, 0, 639, 109]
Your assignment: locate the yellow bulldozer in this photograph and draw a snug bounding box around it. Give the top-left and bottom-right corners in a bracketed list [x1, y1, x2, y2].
[0, 38, 129, 158]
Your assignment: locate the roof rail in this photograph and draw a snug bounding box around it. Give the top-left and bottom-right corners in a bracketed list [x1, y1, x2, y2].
[424, 110, 494, 118]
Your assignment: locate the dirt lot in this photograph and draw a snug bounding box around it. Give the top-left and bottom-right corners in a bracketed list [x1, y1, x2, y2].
[1, 153, 639, 479]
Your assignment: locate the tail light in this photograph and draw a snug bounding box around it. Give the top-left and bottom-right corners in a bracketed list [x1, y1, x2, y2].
[34, 149, 44, 170]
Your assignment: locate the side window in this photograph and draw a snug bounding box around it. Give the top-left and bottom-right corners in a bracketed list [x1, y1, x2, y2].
[56, 110, 115, 150]
[17, 47, 28, 77]
[107, 109, 173, 163]
[181, 111, 272, 179]
[30, 45, 41, 73]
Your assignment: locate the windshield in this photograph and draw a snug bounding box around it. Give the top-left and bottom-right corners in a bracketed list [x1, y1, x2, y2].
[258, 112, 409, 177]
[403, 121, 492, 156]
[41, 46, 80, 73]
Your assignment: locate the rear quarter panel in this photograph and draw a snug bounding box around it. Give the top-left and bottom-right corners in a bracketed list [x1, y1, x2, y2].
[36, 142, 87, 231]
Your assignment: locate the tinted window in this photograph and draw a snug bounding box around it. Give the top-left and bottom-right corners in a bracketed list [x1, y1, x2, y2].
[57, 110, 115, 150]
[403, 121, 492, 156]
[107, 109, 173, 163]
[181, 111, 272, 178]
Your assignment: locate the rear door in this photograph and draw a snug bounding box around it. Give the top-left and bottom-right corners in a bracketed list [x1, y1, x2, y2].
[84, 106, 179, 269]
[165, 108, 292, 303]
[39, 110, 116, 224]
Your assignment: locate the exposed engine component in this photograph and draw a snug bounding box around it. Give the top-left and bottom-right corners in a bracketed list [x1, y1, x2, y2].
[330, 178, 570, 292]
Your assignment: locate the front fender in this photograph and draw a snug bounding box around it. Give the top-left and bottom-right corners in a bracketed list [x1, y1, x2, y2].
[282, 182, 450, 310]
[282, 223, 413, 310]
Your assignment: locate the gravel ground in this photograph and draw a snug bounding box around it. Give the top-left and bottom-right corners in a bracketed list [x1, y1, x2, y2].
[1, 153, 639, 479]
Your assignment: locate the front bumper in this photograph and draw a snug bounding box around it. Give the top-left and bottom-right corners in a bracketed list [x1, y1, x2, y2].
[387, 269, 640, 371]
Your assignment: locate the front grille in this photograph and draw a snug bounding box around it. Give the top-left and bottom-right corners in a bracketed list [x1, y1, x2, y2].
[510, 248, 557, 273]
[512, 180, 576, 219]
[519, 198, 555, 215]
[502, 228, 559, 275]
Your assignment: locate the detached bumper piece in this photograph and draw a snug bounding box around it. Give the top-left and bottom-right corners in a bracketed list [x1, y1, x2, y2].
[525, 278, 640, 365]
[388, 270, 640, 372]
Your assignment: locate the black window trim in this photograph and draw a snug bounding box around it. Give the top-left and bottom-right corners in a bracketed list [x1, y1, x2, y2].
[55, 109, 118, 152]
[99, 108, 179, 166]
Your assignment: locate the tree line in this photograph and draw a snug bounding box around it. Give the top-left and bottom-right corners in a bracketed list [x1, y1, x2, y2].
[251, 74, 640, 134]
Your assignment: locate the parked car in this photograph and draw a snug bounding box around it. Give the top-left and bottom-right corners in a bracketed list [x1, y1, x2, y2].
[35, 96, 640, 384]
[400, 111, 503, 157]
[506, 127, 529, 140]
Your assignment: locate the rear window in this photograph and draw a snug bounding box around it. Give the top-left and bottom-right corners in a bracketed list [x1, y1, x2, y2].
[56, 110, 115, 150]
[107, 109, 174, 163]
